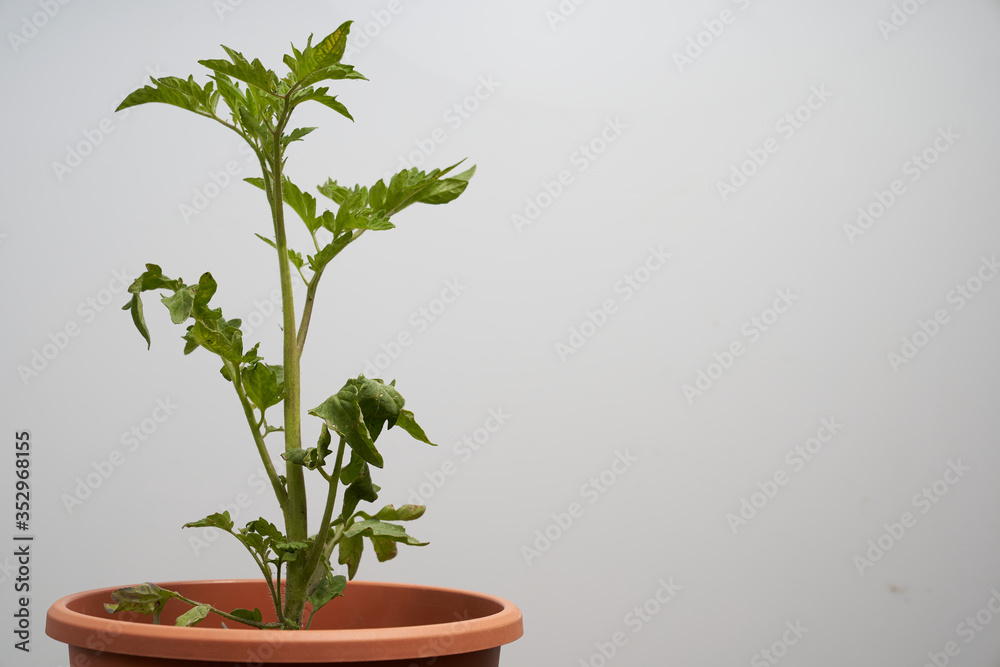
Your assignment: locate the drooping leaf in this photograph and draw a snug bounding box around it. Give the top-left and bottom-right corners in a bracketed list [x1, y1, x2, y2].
[343, 519, 427, 563]
[105, 582, 175, 616]
[123, 293, 151, 349]
[229, 607, 263, 624]
[349, 376, 405, 440]
[175, 604, 212, 627]
[395, 409, 435, 446]
[337, 533, 363, 580]
[309, 382, 382, 468]
[307, 570, 347, 613]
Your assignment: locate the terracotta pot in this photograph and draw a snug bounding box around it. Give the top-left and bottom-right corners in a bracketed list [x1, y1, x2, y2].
[46, 579, 523, 666]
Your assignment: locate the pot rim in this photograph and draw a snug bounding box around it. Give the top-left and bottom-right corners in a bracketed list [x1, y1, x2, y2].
[46, 579, 523, 662]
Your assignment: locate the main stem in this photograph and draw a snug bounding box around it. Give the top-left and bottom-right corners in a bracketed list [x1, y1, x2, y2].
[270, 108, 309, 627]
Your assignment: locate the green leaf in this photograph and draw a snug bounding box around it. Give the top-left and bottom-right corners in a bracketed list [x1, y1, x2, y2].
[395, 409, 436, 446]
[282, 447, 326, 470]
[183, 511, 234, 532]
[292, 88, 354, 121]
[199, 46, 278, 94]
[341, 459, 380, 520]
[124, 293, 151, 349]
[283, 126, 317, 145]
[161, 287, 196, 324]
[309, 382, 383, 468]
[317, 179, 350, 204]
[370, 504, 426, 522]
[116, 76, 216, 115]
[414, 165, 476, 205]
[280, 177, 319, 232]
[343, 519, 427, 562]
[241, 362, 284, 411]
[175, 604, 212, 627]
[191, 273, 221, 321]
[286, 22, 354, 86]
[105, 583, 175, 616]
[128, 264, 183, 294]
[186, 318, 244, 362]
[349, 376, 405, 440]
[307, 570, 347, 613]
[229, 607, 263, 624]
[338, 533, 363, 580]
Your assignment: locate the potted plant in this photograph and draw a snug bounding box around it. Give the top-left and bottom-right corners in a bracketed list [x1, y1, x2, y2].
[45, 21, 522, 666]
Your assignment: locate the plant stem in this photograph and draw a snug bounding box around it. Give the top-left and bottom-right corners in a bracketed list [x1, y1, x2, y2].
[224, 360, 288, 511]
[270, 102, 309, 627]
[302, 438, 346, 579]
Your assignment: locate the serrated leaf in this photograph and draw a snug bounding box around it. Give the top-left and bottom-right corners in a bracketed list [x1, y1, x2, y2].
[199, 46, 277, 94]
[183, 511, 234, 532]
[176, 604, 212, 627]
[280, 176, 319, 232]
[284, 126, 317, 144]
[317, 179, 350, 204]
[116, 76, 215, 115]
[287, 22, 353, 87]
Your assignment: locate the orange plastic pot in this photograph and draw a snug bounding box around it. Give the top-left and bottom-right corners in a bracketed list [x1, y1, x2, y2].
[46, 579, 523, 666]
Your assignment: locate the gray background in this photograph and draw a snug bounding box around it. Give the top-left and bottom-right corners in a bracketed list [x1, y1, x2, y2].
[2, 0, 1000, 665]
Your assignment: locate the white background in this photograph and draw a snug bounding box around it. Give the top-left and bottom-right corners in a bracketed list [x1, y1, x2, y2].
[2, 1, 1000, 665]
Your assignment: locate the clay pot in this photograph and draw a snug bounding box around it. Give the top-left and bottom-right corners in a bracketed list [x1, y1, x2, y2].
[46, 579, 523, 666]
